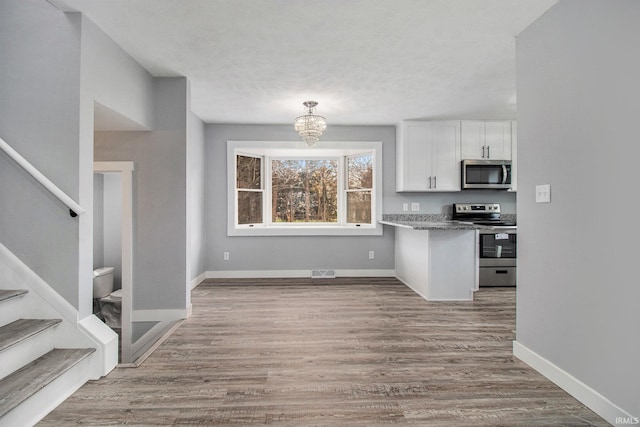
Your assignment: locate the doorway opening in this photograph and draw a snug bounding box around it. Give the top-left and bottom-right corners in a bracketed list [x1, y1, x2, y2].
[94, 161, 134, 363]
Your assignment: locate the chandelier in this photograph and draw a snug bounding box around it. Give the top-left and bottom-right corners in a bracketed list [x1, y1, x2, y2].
[294, 101, 327, 147]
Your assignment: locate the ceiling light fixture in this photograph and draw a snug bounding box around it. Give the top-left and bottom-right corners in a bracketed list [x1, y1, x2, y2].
[294, 101, 327, 147]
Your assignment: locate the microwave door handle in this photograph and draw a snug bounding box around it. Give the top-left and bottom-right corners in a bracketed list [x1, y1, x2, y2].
[502, 165, 508, 184]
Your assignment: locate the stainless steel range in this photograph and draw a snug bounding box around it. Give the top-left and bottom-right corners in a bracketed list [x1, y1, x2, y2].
[453, 203, 517, 287]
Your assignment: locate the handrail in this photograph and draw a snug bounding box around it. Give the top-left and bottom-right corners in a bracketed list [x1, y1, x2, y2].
[0, 136, 85, 217]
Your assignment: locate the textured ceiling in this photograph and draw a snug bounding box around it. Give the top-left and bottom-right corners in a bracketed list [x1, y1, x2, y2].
[59, 0, 557, 125]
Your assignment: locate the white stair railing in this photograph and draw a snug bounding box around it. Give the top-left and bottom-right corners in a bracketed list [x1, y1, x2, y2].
[0, 136, 85, 217]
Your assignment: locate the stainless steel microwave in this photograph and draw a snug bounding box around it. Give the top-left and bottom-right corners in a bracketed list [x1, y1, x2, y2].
[461, 160, 512, 190]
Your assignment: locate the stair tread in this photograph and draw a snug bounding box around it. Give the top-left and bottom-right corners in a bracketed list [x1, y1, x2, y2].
[0, 348, 95, 418]
[0, 319, 62, 353]
[0, 289, 28, 303]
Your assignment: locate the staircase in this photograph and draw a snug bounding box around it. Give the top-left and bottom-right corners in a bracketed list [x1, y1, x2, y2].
[0, 290, 96, 426]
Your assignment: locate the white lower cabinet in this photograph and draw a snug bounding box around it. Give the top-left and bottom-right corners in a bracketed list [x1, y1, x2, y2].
[396, 121, 460, 192]
[394, 227, 478, 301]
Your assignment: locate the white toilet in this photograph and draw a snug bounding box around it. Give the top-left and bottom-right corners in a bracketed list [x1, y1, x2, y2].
[93, 267, 122, 328]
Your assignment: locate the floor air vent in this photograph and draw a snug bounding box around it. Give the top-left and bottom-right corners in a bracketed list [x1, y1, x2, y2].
[311, 270, 336, 279]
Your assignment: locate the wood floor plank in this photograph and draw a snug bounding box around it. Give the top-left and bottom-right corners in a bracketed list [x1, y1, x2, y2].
[39, 278, 607, 426]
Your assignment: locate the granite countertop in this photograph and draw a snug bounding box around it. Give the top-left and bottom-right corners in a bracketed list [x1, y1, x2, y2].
[379, 219, 482, 230]
[379, 214, 517, 231]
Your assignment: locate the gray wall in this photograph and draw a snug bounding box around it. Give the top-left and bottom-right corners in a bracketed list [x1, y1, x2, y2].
[187, 109, 206, 282]
[93, 174, 105, 268]
[0, 0, 82, 306]
[102, 173, 123, 290]
[92, 173, 123, 290]
[0, 1, 157, 314]
[95, 78, 189, 311]
[205, 124, 515, 272]
[205, 125, 396, 272]
[516, 0, 639, 417]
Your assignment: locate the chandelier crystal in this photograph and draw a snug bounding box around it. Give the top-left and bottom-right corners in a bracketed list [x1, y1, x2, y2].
[294, 101, 327, 147]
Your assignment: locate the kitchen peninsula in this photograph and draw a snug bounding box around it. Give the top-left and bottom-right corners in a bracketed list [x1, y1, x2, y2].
[380, 215, 481, 301]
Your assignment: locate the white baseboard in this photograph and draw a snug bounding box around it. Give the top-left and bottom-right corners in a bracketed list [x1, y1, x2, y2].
[513, 340, 635, 426]
[127, 320, 183, 366]
[132, 308, 191, 322]
[190, 272, 207, 290]
[205, 269, 396, 279]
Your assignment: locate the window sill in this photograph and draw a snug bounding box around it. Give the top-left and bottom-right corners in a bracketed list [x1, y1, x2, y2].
[228, 224, 383, 237]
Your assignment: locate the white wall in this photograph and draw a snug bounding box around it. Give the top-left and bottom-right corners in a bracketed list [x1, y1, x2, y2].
[516, 0, 639, 421]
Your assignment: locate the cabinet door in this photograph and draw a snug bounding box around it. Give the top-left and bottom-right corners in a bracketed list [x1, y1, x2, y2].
[431, 121, 461, 191]
[484, 121, 512, 160]
[461, 121, 485, 159]
[396, 122, 431, 191]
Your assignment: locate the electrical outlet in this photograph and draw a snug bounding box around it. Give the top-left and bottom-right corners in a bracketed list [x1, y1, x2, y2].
[223, 251, 230, 261]
[411, 202, 420, 212]
[536, 184, 551, 203]
[368, 250, 375, 260]
[402, 203, 409, 212]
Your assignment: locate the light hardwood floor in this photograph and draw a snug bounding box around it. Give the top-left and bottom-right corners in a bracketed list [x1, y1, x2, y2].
[40, 278, 607, 426]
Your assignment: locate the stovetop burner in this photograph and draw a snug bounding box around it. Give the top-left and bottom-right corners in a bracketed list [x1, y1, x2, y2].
[452, 203, 516, 226]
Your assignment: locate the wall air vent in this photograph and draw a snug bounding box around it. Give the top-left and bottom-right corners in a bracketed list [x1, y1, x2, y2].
[311, 270, 336, 279]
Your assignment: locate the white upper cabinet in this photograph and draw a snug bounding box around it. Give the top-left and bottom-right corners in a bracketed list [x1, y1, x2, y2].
[396, 121, 461, 192]
[461, 120, 512, 160]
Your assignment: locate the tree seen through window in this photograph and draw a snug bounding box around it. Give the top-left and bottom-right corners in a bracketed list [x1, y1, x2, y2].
[271, 159, 338, 223]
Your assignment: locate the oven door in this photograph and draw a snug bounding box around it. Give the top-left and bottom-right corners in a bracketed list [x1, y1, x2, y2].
[462, 160, 512, 189]
[478, 231, 516, 287]
[479, 232, 516, 259]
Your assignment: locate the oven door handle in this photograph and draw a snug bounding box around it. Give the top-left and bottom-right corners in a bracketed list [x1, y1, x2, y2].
[502, 164, 508, 185]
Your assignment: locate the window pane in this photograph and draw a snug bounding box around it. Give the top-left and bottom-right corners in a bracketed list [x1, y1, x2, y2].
[271, 159, 338, 223]
[348, 154, 373, 189]
[347, 191, 372, 224]
[237, 191, 262, 224]
[236, 155, 261, 189]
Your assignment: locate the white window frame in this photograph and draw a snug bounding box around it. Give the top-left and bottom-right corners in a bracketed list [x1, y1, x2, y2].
[234, 152, 264, 226]
[227, 140, 383, 236]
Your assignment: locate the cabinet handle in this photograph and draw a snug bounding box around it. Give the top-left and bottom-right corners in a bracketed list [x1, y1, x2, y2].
[487, 146, 490, 159]
[482, 146, 485, 158]
[428, 176, 432, 189]
[433, 176, 437, 189]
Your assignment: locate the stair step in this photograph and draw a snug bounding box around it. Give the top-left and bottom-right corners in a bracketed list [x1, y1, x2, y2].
[0, 289, 28, 303]
[0, 348, 95, 418]
[0, 319, 61, 353]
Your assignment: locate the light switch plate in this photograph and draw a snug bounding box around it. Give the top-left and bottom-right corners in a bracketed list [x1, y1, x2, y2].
[536, 184, 551, 203]
[411, 202, 420, 212]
